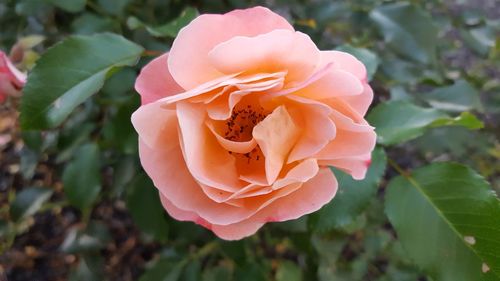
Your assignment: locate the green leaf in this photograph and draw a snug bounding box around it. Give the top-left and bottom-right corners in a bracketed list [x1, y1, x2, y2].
[62, 143, 101, 210]
[139, 258, 186, 281]
[430, 112, 484, 130]
[20, 33, 143, 129]
[276, 261, 303, 281]
[385, 162, 500, 281]
[47, 0, 86, 13]
[10, 187, 53, 222]
[202, 265, 232, 281]
[69, 254, 105, 281]
[309, 148, 387, 232]
[367, 101, 484, 145]
[421, 80, 483, 112]
[126, 173, 169, 242]
[97, 0, 131, 16]
[102, 95, 139, 154]
[127, 7, 198, 38]
[336, 45, 379, 81]
[71, 13, 116, 35]
[61, 221, 111, 253]
[370, 2, 438, 64]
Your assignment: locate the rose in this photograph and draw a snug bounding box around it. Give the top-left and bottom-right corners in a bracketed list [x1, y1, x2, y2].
[131, 6, 376, 240]
[0, 51, 26, 104]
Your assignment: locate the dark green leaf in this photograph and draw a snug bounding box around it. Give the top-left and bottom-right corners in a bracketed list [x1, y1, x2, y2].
[139, 258, 186, 281]
[385, 162, 500, 281]
[367, 101, 484, 145]
[234, 263, 268, 281]
[202, 265, 232, 281]
[336, 45, 379, 81]
[309, 148, 386, 232]
[62, 143, 101, 210]
[61, 221, 111, 253]
[69, 254, 105, 281]
[370, 3, 438, 64]
[127, 7, 198, 38]
[71, 13, 116, 35]
[421, 80, 483, 112]
[126, 173, 169, 242]
[10, 187, 53, 222]
[97, 0, 131, 16]
[276, 261, 303, 281]
[20, 33, 143, 129]
[429, 112, 484, 130]
[47, 0, 86, 13]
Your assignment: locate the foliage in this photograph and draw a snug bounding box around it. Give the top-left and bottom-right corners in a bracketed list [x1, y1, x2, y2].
[1, 0, 499, 280]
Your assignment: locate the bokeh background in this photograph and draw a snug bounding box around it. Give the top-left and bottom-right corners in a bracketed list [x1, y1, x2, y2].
[1, 0, 499, 280]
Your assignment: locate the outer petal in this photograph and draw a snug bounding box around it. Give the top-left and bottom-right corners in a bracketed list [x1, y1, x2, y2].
[211, 220, 264, 240]
[0, 52, 26, 87]
[341, 83, 374, 117]
[315, 129, 376, 160]
[131, 101, 178, 150]
[319, 153, 371, 180]
[140, 139, 257, 225]
[135, 53, 184, 105]
[168, 6, 293, 90]
[0, 73, 20, 100]
[208, 30, 319, 85]
[293, 68, 364, 100]
[255, 168, 338, 222]
[160, 194, 265, 240]
[320, 50, 367, 81]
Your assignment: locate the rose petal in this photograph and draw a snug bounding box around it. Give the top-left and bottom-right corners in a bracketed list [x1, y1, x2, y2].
[168, 6, 293, 90]
[253, 106, 301, 184]
[319, 153, 371, 180]
[271, 158, 319, 190]
[206, 121, 257, 154]
[131, 101, 178, 150]
[285, 98, 337, 163]
[320, 50, 367, 81]
[208, 29, 319, 85]
[340, 83, 374, 116]
[315, 129, 376, 160]
[176, 101, 244, 192]
[135, 53, 184, 105]
[0, 52, 26, 87]
[254, 168, 338, 222]
[160, 192, 265, 240]
[293, 68, 364, 100]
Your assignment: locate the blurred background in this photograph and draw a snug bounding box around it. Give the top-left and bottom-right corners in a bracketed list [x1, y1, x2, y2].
[0, 0, 499, 280]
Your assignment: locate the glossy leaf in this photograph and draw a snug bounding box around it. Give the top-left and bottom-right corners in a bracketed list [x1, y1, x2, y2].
[20, 33, 143, 129]
[10, 187, 53, 222]
[309, 148, 387, 232]
[62, 143, 101, 210]
[61, 221, 111, 253]
[48, 0, 86, 13]
[386, 162, 500, 281]
[421, 80, 483, 112]
[367, 101, 484, 145]
[127, 7, 198, 38]
[370, 3, 438, 64]
[126, 173, 169, 242]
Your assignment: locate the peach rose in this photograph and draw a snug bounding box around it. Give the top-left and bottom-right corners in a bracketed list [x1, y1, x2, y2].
[132, 7, 376, 240]
[0, 51, 26, 103]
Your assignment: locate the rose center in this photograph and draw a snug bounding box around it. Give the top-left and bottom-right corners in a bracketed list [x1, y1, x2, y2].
[224, 103, 267, 142]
